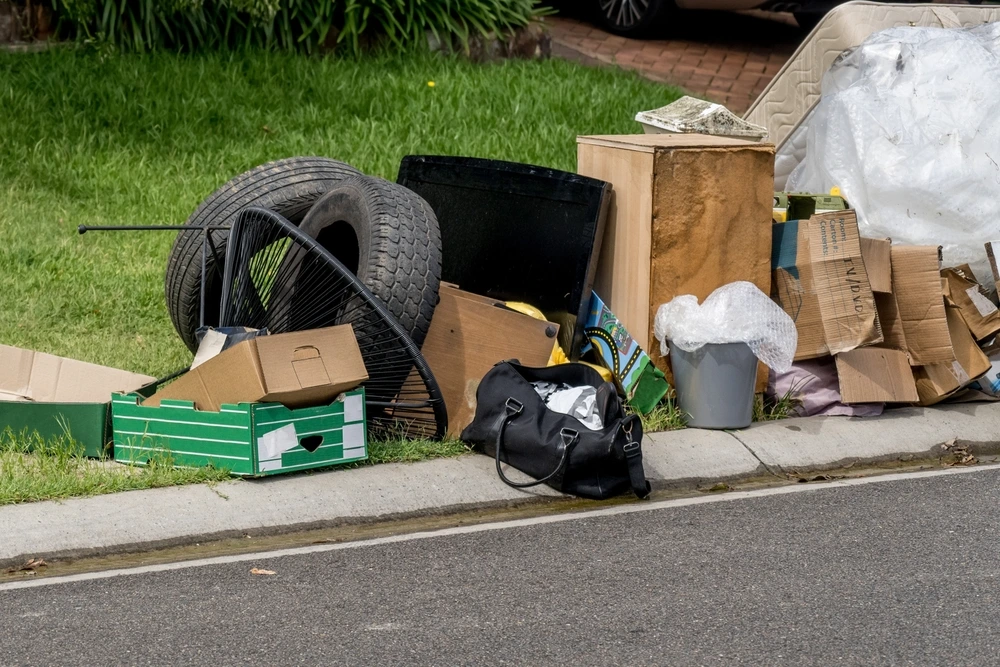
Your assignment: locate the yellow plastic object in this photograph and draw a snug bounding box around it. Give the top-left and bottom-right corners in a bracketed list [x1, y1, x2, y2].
[830, 186, 842, 197]
[505, 301, 612, 381]
[581, 361, 613, 382]
[505, 302, 547, 321]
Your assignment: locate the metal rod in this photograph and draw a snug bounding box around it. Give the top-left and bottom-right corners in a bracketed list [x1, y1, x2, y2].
[77, 224, 231, 234]
[199, 227, 208, 329]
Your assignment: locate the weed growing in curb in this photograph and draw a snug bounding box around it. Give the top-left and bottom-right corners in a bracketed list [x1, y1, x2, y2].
[636, 398, 687, 433]
[753, 390, 799, 422]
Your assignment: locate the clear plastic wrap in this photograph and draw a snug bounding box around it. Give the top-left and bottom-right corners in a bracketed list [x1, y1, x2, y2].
[788, 24, 1000, 283]
[653, 282, 798, 372]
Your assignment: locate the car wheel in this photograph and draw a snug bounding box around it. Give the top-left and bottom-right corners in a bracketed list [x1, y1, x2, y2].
[595, 0, 673, 36]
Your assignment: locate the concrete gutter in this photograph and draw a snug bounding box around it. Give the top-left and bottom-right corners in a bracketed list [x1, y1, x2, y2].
[4, 403, 1000, 568]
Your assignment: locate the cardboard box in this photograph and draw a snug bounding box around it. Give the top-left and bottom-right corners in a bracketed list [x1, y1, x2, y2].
[889, 246, 954, 366]
[772, 211, 882, 360]
[860, 237, 892, 294]
[941, 265, 1000, 341]
[113, 389, 367, 476]
[0, 345, 155, 457]
[577, 134, 774, 384]
[145, 326, 368, 412]
[835, 348, 919, 404]
[913, 304, 991, 406]
[420, 285, 559, 437]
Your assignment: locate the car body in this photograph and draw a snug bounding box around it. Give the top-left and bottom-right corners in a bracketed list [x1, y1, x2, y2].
[593, 0, 839, 34]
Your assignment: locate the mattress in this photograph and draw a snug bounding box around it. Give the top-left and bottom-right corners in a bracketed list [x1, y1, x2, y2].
[744, 1, 1000, 188]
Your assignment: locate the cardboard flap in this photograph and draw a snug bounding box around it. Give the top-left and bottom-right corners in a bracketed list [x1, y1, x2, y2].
[860, 237, 892, 294]
[941, 265, 1000, 341]
[836, 348, 919, 404]
[890, 246, 954, 366]
[913, 304, 991, 406]
[0, 344, 154, 404]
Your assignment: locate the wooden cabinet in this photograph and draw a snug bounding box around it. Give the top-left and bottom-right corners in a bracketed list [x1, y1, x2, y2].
[577, 134, 775, 377]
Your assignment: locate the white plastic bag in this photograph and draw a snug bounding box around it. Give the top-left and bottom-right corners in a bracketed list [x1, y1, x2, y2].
[788, 24, 1000, 283]
[654, 282, 797, 372]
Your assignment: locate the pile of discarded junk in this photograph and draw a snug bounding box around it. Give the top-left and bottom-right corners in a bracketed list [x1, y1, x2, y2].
[5, 12, 1000, 500]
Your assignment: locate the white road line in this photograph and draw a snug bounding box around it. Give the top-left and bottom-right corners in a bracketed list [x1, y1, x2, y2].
[4, 462, 1000, 592]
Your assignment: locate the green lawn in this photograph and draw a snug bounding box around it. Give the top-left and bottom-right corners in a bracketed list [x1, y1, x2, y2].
[0, 47, 681, 375]
[0, 47, 682, 503]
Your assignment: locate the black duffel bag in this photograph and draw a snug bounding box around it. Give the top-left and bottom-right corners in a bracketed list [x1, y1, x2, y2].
[461, 361, 650, 500]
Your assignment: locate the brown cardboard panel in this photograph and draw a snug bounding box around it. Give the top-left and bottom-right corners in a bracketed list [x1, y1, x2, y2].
[146, 326, 368, 412]
[421, 286, 558, 437]
[913, 305, 991, 406]
[836, 348, 918, 404]
[0, 344, 154, 403]
[860, 237, 892, 294]
[941, 265, 1000, 341]
[890, 246, 954, 366]
[773, 211, 882, 360]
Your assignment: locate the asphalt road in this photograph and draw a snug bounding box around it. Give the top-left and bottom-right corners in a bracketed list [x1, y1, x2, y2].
[4, 468, 1000, 666]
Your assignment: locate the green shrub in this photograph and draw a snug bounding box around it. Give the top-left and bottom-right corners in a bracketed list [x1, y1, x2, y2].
[48, 0, 551, 54]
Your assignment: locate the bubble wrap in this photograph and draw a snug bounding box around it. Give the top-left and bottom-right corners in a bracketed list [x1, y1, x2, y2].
[653, 282, 798, 372]
[788, 24, 1000, 283]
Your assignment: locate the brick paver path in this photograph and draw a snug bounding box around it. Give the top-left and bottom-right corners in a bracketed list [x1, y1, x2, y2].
[547, 12, 805, 115]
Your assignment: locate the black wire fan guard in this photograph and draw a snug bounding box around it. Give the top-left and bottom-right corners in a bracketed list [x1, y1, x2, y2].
[219, 207, 447, 440]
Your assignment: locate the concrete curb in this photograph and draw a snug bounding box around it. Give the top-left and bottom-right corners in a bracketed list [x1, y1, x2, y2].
[4, 403, 1000, 568]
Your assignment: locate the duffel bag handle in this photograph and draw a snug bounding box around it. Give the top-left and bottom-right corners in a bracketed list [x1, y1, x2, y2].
[493, 398, 579, 489]
[621, 416, 651, 499]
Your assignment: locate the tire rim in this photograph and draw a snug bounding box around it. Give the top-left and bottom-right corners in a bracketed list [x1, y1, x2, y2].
[599, 0, 651, 29]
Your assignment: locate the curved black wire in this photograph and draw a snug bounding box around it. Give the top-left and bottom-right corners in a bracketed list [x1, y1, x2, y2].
[219, 207, 447, 440]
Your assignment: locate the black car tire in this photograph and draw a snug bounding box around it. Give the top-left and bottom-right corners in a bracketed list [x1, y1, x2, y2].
[595, 0, 674, 36]
[165, 157, 361, 352]
[295, 175, 442, 348]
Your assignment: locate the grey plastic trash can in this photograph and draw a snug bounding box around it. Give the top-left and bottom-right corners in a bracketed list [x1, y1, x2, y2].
[670, 342, 757, 429]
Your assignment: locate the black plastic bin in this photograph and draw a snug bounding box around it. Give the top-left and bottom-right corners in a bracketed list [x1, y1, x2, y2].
[397, 156, 611, 359]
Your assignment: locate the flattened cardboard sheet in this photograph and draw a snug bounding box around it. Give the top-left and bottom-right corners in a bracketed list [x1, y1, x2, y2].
[836, 348, 918, 404]
[772, 211, 882, 360]
[890, 246, 954, 366]
[913, 305, 991, 406]
[0, 345, 154, 403]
